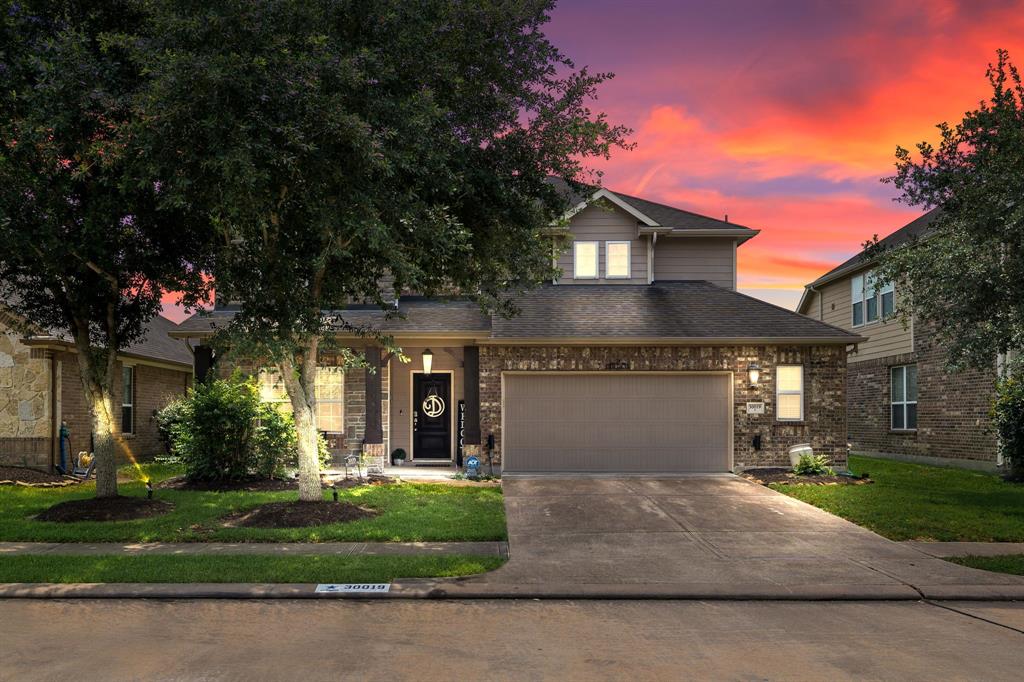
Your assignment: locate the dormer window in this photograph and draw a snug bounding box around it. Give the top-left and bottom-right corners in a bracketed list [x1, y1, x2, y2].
[605, 241, 631, 279]
[573, 241, 598, 279]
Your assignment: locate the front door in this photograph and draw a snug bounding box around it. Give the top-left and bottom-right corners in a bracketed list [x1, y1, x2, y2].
[413, 373, 451, 459]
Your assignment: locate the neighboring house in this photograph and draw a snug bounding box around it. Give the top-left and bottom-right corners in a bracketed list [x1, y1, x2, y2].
[174, 184, 860, 474]
[0, 309, 193, 471]
[797, 209, 1000, 470]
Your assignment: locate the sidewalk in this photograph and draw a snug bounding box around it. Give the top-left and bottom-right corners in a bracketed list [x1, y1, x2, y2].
[0, 541, 508, 558]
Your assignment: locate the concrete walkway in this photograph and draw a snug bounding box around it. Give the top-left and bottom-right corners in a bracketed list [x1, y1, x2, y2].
[902, 541, 1024, 557]
[0, 541, 507, 557]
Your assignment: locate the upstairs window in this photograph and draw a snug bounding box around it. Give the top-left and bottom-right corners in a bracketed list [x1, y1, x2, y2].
[776, 365, 804, 421]
[605, 241, 631, 278]
[121, 366, 134, 434]
[573, 241, 598, 279]
[891, 365, 918, 430]
[852, 271, 894, 326]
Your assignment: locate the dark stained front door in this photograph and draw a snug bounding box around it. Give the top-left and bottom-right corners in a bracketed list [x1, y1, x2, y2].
[413, 373, 451, 459]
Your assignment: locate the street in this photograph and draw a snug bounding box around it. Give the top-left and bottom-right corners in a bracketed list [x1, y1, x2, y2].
[2, 599, 1023, 681]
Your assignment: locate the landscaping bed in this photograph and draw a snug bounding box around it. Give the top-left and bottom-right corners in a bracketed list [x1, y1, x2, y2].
[222, 500, 377, 528]
[35, 496, 174, 523]
[159, 476, 297, 492]
[742, 467, 871, 486]
[0, 466, 79, 487]
[773, 455, 1024, 542]
[0, 554, 505, 584]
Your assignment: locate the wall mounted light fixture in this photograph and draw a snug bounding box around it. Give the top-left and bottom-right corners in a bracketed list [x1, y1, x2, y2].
[422, 348, 434, 375]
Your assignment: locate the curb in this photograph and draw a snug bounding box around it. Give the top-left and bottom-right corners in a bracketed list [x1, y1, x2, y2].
[4, 580, 1022, 601]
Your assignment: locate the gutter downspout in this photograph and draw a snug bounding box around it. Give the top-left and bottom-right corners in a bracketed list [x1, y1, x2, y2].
[805, 284, 823, 320]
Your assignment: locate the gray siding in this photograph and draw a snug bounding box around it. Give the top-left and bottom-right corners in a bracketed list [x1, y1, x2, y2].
[556, 203, 648, 284]
[653, 237, 735, 289]
[815, 275, 911, 363]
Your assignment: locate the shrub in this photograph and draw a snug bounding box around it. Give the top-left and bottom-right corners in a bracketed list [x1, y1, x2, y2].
[793, 453, 834, 476]
[253, 404, 299, 479]
[391, 448, 407, 463]
[993, 374, 1024, 480]
[154, 397, 187, 456]
[164, 371, 262, 481]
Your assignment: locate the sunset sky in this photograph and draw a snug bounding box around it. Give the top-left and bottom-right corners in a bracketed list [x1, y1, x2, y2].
[161, 0, 1024, 320]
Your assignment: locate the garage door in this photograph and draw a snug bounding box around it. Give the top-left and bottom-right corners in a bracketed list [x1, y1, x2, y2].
[503, 373, 731, 473]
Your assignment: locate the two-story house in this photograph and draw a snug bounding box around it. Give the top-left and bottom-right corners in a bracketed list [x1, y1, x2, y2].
[173, 183, 860, 474]
[797, 210, 1000, 471]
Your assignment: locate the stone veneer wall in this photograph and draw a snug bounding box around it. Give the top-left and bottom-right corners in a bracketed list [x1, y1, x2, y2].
[478, 344, 847, 469]
[848, 323, 998, 465]
[0, 323, 52, 468]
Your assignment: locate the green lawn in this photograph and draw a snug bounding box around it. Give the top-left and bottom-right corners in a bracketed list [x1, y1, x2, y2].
[771, 455, 1024, 542]
[0, 554, 504, 583]
[0, 464, 506, 543]
[947, 555, 1024, 576]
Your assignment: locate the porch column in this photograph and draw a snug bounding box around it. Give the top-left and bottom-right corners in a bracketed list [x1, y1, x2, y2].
[363, 346, 384, 445]
[463, 346, 481, 446]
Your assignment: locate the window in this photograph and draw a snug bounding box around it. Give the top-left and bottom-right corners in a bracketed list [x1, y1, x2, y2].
[121, 366, 134, 434]
[605, 241, 631, 278]
[315, 367, 345, 432]
[776, 365, 804, 421]
[852, 271, 894, 326]
[573, 241, 598, 279]
[259, 367, 345, 432]
[891, 365, 918, 430]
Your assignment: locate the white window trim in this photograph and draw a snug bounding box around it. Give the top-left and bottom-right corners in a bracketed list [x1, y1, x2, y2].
[121, 366, 134, 434]
[573, 241, 599, 280]
[852, 270, 895, 328]
[316, 366, 346, 434]
[776, 365, 804, 422]
[890, 365, 917, 431]
[604, 240, 631, 279]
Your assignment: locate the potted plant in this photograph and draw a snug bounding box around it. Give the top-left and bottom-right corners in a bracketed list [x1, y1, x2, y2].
[391, 448, 407, 466]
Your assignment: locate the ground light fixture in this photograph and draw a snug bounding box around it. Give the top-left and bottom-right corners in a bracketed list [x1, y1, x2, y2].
[422, 348, 433, 375]
[748, 362, 761, 387]
[145, 480, 153, 500]
[331, 484, 339, 502]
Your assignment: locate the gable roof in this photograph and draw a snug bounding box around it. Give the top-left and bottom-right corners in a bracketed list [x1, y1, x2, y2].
[797, 208, 941, 314]
[547, 177, 759, 239]
[174, 283, 861, 346]
[5, 307, 193, 368]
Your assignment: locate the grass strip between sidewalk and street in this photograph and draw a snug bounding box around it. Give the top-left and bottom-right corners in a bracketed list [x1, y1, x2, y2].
[0, 554, 505, 584]
[947, 555, 1024, 576]
[771, 455, 1024, 542]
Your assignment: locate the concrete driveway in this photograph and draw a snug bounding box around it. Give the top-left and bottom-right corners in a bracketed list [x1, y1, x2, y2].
[462, 475, 1024, 599]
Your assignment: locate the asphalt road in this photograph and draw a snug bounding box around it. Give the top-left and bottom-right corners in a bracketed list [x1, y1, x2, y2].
[2, 599, 1023, 681]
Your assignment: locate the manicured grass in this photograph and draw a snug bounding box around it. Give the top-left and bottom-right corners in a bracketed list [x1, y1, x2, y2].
[0, 464, 506, 543]
[0, 554, 505, 583]
[947, 555, 1024, 576]
[771, 455, 1024, 542]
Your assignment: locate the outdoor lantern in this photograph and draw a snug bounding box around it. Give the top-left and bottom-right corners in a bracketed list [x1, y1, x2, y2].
[422, 348, 433, 375]
[748, 362, 761, 387]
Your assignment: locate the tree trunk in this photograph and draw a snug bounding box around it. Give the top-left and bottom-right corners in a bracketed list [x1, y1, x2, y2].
[280, 342, 323, 502]
[73, 345, 119, 498]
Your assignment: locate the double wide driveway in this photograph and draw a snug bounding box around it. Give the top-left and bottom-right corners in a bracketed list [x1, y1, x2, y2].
[478, 476, 1024, 598]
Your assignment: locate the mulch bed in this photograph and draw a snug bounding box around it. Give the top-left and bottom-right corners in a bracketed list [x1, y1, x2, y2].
[35, 496, 174, 522]
[0, 466, 81, 488]
[158, 476, 298, 492]
[326, 475, 395, 490]
[742, 467, 873, 486]
[222, 501, 378, 528]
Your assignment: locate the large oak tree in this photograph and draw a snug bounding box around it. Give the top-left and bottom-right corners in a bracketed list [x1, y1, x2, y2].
[138, 0, 631, 501]
[0, 1, 210, 497]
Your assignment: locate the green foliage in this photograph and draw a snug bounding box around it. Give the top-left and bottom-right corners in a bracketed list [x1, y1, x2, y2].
[792, 453, 834, 476]
[391, 448, 407, 463]
[252, 406, 299, 479]
[154, 397, 188, 457]
[992, 373, 1024, 475]
[166, 373, 263, 481]
[868, 49, 1024, 371]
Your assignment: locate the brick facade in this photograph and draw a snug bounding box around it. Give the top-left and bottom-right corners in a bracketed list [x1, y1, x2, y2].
[848, 324, 998, 465]
[478, 344, 848, 469]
